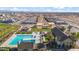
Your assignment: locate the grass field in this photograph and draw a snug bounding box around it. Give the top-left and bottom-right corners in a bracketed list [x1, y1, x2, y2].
[0, 23, 19, 38]
[31, 27, 51, 32]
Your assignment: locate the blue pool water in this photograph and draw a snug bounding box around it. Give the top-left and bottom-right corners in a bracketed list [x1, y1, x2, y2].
[9, 35, 35, 45]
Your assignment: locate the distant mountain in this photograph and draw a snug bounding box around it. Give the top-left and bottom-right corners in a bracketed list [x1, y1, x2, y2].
[0, 7, 79, 12]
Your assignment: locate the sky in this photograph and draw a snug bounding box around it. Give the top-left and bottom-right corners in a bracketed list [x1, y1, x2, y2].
[0, 7, 79, 12]
[0, 0, 79, 12]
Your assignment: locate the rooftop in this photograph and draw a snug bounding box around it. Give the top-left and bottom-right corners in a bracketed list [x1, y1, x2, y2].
[52, 27, 68, 41]
[21, 17, 37, 24]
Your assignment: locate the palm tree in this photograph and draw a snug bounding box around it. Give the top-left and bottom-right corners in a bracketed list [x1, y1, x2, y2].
[68, 25, 72, 32]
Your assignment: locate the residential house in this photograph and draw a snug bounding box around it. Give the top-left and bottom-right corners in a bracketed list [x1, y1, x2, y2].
[36, 15, 54, 29]
[51, 27, 72, 49]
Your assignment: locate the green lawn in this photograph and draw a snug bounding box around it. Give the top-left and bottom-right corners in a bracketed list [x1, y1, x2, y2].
[0, 23, 20, 38]
[70, 32, 79, 41]
[76, 32, 79, 39]
[44, 32, 54, 42]
[31, 27, 51, 32]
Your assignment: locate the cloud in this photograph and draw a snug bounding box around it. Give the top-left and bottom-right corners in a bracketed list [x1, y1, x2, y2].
[0, 7, 79, 12]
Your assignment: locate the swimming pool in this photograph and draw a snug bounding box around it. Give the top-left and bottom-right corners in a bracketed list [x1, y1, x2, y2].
[9, 34, 35, 45]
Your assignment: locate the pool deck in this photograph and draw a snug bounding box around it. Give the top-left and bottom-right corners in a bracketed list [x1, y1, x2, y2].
[0, 33, 43, 48]
[0, 34, 17, 48]
[0, 34, 34, 48]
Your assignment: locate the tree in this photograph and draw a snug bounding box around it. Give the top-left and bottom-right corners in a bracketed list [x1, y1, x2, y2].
[68, 25, 72, 32]
[70, 33, 76, 41]
[63, 38, 72, 50]
[45, 32, 54, 42]
[76, 32, 79, 39]
[60, 26, 66, 32]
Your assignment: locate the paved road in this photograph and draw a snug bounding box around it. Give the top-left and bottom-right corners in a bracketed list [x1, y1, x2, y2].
[60, 18, 79, 29]
[54, 18, 79, 33]
[12, 19, 25, 25]
[65, 21, 79, 29]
